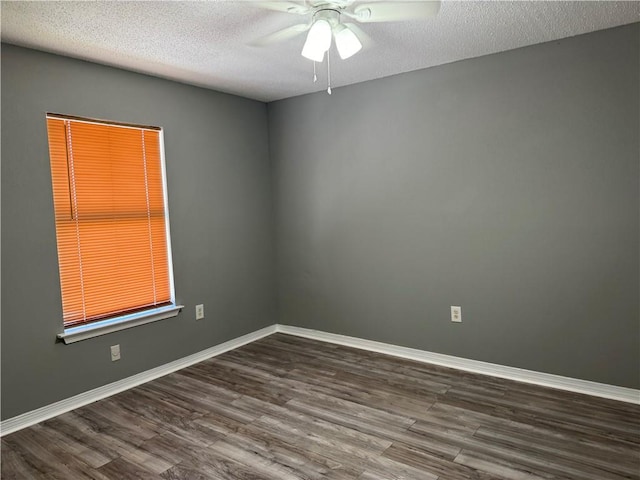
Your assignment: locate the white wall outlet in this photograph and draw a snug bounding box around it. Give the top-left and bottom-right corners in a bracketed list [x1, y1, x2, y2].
[195, 304, 205, 320]
[110, 344, 121, 361]
[451, 306, 462, 323]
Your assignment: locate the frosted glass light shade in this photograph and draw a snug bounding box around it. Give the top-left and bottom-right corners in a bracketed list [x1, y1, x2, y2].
[334, 24, 362, 59]
[301, 19, 332, 62]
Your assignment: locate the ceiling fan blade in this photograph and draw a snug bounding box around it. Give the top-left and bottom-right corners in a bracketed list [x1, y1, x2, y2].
[250, 23, 310, 47]
[253, 2, 310, 15]
[353, 1, 440, 22]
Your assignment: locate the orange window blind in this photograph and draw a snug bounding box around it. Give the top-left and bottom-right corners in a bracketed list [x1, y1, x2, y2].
[46, 115, 172, 327]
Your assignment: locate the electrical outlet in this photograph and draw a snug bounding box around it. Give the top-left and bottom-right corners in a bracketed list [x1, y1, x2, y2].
[110, 344, 121, 361]
[195, 304, 205, 320]
[451, 306, 462, 323]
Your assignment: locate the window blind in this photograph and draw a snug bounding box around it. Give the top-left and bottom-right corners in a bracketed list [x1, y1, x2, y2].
[46, 115, 172, 327]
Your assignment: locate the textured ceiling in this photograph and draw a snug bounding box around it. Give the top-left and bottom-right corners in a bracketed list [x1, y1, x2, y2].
[2, 1, 638, 102]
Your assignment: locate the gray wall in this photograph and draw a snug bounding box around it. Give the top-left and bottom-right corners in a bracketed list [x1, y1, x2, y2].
[269, 24, 640, 388]
[1, 45, 276, 419]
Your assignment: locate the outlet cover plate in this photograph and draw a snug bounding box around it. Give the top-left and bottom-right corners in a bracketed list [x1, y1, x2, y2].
[110, 344, 121, 361]
[195, 304, 205, 320]
[451, 306, 462, 323]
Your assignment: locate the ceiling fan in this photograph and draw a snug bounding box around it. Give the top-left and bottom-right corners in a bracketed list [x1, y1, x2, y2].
[252, 0, 441, 62]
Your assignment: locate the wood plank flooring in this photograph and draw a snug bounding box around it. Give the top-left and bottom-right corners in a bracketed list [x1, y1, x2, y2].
[2, 333, 639, 479]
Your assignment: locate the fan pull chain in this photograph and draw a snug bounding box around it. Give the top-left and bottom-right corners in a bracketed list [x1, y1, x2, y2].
[313, 61, 317, 83]
[327, 49, 332, 95]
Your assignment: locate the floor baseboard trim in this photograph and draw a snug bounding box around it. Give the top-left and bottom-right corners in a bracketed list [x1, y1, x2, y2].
[0, 325, 277, 436]
[3, 323, 637, 436]
[276, 324, 640, 405]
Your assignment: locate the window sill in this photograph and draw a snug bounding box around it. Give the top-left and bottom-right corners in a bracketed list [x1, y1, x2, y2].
[57, 305, 183, 344]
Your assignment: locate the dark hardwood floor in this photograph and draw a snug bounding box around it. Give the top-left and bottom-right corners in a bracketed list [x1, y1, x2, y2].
[2, 333, 639, 479]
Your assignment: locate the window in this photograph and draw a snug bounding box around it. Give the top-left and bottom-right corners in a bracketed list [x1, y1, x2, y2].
[46, 114, 181, 343]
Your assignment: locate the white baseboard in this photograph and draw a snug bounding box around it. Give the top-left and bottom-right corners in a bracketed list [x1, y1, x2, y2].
[0, 325, 277, 437]
[276, 324, 640, 405]
[3, 323, 637, 436]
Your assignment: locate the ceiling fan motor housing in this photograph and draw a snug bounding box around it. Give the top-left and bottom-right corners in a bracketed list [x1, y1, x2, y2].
[313, 8, 342, 27]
